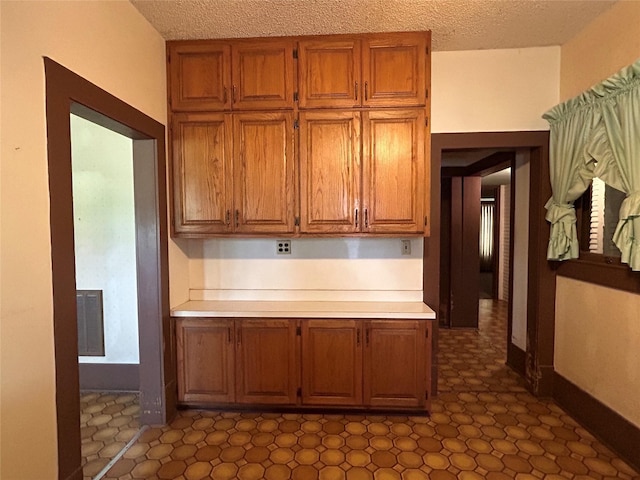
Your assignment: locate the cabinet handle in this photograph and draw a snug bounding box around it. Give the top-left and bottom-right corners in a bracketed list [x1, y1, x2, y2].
[364, 81, 368, 101]
[235, 209, 239, 228]
[364, 208, 369, 228]
[225, 210, 231, 225]
[354, 82, 358, 101]
[354, 208, 358, 227]
[227, 326, 232, 343]
[223, 87, 228, 104]
[232, 85, 237, 103]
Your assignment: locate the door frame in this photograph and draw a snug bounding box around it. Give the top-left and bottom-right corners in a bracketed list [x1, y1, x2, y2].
[425, 131, 555, 397]
[45, 58, 174, 480]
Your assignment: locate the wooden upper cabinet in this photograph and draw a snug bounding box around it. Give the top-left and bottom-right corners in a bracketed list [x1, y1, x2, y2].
[169, 43, 232, 111]
[363, 320, 426, 408]
[233, 112, 295, 234]
[235, 319, 298, 405]
[172, 113, 233, 235]
[362, 32, 428, 107]
[362, 109, 425, 234]
[231, 39, 295, 110]
[298, 39, 361, 109]
[176, 318, 235, 404]
[299, 111, 361, 233]
[301, 319, 362, 406]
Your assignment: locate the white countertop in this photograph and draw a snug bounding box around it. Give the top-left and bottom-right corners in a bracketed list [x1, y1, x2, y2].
[171, 300, 436, 320]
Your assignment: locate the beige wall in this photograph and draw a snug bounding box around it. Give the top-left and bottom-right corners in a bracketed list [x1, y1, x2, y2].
[0, 1, 167, 477]
[560, 0, 640, 100]
[554, 0, 640, 429]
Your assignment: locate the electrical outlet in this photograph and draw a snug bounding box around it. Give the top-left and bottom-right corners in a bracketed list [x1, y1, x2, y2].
[277, 240, 291, 255]
[401, 239, 411, 255]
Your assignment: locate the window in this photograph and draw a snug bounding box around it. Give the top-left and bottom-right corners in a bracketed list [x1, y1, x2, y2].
[584, 177, 625, 258]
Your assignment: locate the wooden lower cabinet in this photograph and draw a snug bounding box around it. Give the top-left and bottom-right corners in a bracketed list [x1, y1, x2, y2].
[176, 317, 431, 411]
[235, 319, 298, 404]
[176, 318, 235, 404]
[301, 319, 362, 405]
[364, 320, 426, 408]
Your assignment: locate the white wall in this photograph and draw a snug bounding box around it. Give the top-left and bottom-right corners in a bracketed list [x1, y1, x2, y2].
[498, 184, 510, 302]
[510, 152, 530, 350]
[0, 2, 167, 477]
[432, 47, 560, 133]
[71, 115, 139, 364]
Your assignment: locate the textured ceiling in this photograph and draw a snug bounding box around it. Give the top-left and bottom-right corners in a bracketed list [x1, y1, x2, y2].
[130, 0, 617, 51]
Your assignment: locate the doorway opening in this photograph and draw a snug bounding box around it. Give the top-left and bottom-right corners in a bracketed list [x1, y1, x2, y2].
[45, 58, 174, 480]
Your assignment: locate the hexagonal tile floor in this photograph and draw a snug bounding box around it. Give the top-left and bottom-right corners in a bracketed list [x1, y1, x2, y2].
[81, 391, 140, 479]
[97, 300, 639, 480]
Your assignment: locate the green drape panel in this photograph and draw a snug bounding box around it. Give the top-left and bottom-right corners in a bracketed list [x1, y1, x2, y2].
[543, 58, 640, 269]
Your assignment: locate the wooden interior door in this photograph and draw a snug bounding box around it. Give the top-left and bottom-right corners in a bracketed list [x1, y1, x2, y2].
[231, 39, 295, 110]
[172, 113, 233, 234]
[362, 32, 427, 107]
[301, 320, 362, 405]
[298, 38, 361, 109]
[233, 112, 295, 233]
[364, 320, 426, 408]
[176, 318, 235, 404]
[235, 319, 298, 405]
[169, 43, 231, 111]
[362, 109, 425, 233]
[299, 110, 361, 233]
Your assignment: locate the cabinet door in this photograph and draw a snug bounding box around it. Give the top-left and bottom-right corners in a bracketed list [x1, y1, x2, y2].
[301, 320, 362, 405]
[231, 39, 295, 110]
[169, 43, 232, 111]
[299, 111, 361, 233]
[362, 109, 425, 233]
[362, 32, 427, 107]
[176, 319, 235, 404]
[235, 319, 298, 405]
[172, 113, 233, 235]
[298, 39, 361, 109]
[233, 112, 295, 233]
[364, 320, 426, 408]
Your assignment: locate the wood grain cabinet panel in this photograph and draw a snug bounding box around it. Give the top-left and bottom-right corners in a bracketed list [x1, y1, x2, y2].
[362, 109, 425, 233]
[364, 320, 426, 408]
[172, 113, 233, 235]
[362, 32, 428, 107]
[233, 112, 295, 234]
[301, 320, 362, 405]
[235, 319, 299, 405]
[169, 43, 232, 112]
[299, 111, 361, 233]
[231, 39, 295, 110]
[176, 318, 235, 404]
[298, 39, 361, 109]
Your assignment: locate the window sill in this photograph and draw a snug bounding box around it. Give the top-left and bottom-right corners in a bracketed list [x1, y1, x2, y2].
[556, 254, 640, 294]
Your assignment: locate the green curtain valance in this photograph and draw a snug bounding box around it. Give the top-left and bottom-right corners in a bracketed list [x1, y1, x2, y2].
[542, 58, 640, 270]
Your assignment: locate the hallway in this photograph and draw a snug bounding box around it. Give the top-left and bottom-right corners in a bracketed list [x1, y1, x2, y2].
[95, 300, 638, 479]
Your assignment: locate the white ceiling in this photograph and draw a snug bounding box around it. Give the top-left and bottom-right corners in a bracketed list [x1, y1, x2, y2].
[130, 0, 617, 51]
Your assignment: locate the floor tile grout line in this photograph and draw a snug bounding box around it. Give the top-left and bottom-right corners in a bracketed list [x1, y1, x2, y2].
[92, 425, 148, 480]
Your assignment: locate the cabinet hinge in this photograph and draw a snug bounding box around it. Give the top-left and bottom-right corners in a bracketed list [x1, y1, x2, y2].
[297, 387, 302, 397]
[426, 46, 429, 56]
[426, 88, 429, 99]
[293, 49, 298, 59]
[296, 326, 301, 336]
[294, 216, 300, 226]
[425, 117, 429, 127]
[294, 120, 300, 130]
[424, 216, 428, 227]
[294, 92, 299, 102]
[425, 390, 429, 400]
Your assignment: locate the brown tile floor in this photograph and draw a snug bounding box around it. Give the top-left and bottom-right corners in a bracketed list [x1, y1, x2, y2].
[81, 391, 141, 479]
[96, 300, 639, 480]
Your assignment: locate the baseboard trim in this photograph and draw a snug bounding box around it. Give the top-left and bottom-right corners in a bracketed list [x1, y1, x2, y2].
[553, 372, 640, 472]
[506, 343, 526, 376]
[79, 363, 139, 391]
